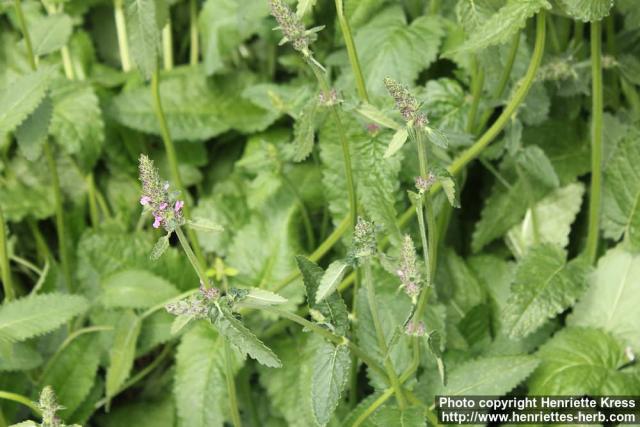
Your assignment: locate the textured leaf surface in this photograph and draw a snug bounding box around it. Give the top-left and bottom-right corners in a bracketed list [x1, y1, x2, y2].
[100, 269, 179, 309]
[316, 259, 349, 303]
[503, 244, 589, 338]
[311, 342, 350, 425]
[30, 14, 72, 55]
[528, 327, 640, 394]
[106, 310, 141, 402]
[557, 0, 614, 22]
[0, 342, 43, 371]
[570, 247, 640, 350]
[439, 355, 539, 396]
[373, 406, 424, 427]
[0, 68, 52, 134]
[125, 0, 161, 78]
[15, 95, 52, 161]
[0, 294, 88, 342]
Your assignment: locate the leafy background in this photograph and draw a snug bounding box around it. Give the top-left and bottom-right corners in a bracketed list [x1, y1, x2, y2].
[1, 0, 640, 426]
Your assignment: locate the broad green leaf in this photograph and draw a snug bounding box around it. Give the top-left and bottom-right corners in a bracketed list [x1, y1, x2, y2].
[432, 165, 459, 208]
[355, 7, 443, 95]
[311, 342, 351, 425]
[150, 233, 170, 260]
[96, 397, 175, 427]
[291, 99, 318, 162]
[342, 391, 382, 427]
[503, 244, 589, 338]
[418, 78, 469, 134]
[570, 247, 640, 350]
[106, 310, 141, 404]
[316, 259, 349, 303]
[438, 355, 539, 396]
[556, 0, 614, 22]
[212, 304, 281, 368]
[344, 0, 386, 29]
[602, 135, 640, 250]
[0, 68, 52, 134]
[426, 331, 446, 386]
[506, 183, 585, 258]
[516, 145, 560, 189]
[296, 256, 349, 335]
[175, 325, 230, 427]
[0, 342, 43, 371]
[0, 294, 88, 342]
[100, 269, 179, 309]
[449, 0, 551, 55]
[528, 327, 640, 394]
[373, 406, 425, 427]
[30, 14, 72, 56]
[40, 333, 101, 416]
[125, 0, 161, 79]
[383, 128, 408, 158]
[137, 310, 173, 355]
[15, 95, 52, 161]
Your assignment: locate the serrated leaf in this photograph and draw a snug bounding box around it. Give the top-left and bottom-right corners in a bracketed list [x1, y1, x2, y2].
[373, 406, 425, 427]
[291, 99, 318, 162]
[296, 256, 349, 335]
[15, 95, 52, 161]
[506, 183, 585, 258]
[342, 391, 382, 427]
[106, 310, 141, 404]
[150, 234, 170, 260]
[384, 127, 408, 158]
[556, 0, 614, 22]
[516, 145, 560, 189]
[0, 342, 43, 372]
[503, 244, 589, 338]
[426, 331, 446, 386]
[450, 0, 551, 55]
[212, 305, 281, 368]
[0, 68, 52, 134]
[432, 165, 459, 208]
[355, 7, 443, 95]
[438, 355, 539, 395]
[602, 135, 640, 250]
[424, 126, 448, 149]
[528, 327, 640, 394]
[316, 259, 349, 303]
[312, 341, 351, 425]
[569, 247, 640, 351]
[0, 294, 88, 342]
[418, 78, 469, 134]
[40, 333, 101, 416]
[30, 13, 72, 56]
[125, 0, 161, 79]
[100, 269, 179, 309]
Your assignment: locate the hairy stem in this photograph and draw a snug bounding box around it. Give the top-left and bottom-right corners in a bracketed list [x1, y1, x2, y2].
[586, 20, 603, 263]
[14, 0, 36, 70]
[175, 227, 209, 286]
[114, 0, 132, 72]
[467, 58, 485, 133]
[189, 0, 199, 65]
[86, 173, 100, 227]
[224, 340, 242, 427]
[0, 207, 14, 302]
[334, 0, 369, 102]
[151, 69, 205, 265]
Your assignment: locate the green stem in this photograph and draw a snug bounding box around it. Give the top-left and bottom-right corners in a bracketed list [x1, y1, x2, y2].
[281, 173, 315, 249]
[467, 58, 485, 133]
[114, 0, 132, 72]
[189, 0, 199, 65]
[14, 0, 36, 70]
[151, 69, 205, 266]
[0, 207, 14, 302]
[0, 391, 40, 417]
[175, 227, 209, 286]
[362, 260, 406, 409]
[334, 0, 369, 102]
[162, 21, 174, 70]
[10, 255, 42, 276]
[586, 20, 603, 264]
[27, 219, 51, 262]
[224, 340, 242, 427]
[61, 46, 75, 80]
[86, 173, 100, 227]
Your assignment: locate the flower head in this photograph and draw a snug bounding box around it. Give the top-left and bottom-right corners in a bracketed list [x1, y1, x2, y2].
[138, 154, 185, 232]
[384, 77, 428, 129]
[405, 320, 426, 336]
[397, 234, 421, 299]
[353, 217, 376, 259]
[269, 0, 311, 56]
[39, 386, 64, 427]
[415, 173, 435, 194]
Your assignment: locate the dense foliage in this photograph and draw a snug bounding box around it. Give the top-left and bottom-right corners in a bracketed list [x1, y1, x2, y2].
[1, 0, 639, 426]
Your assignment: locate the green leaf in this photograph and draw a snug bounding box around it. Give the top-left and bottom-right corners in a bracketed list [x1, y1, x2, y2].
[602, 135, 640, 250]
[450, 0, 551, 55]
[235, 288, 287, 309]
[0, 294, 88, 342]
[383, 128, 408, 158]
[373, 406, 425, 427]
[96, 397, 175, 427]
[125, 0, 161, 78]
[355, 7, 443, 95]
[432, 165, 459, 208]
[174, 324, 229, 427]
[297, 0, 317, 17]
[569, 247, 640, 350]
[15, 95, 52, 161]
[506, 183, 585, 258]
[439, 355, 539, 395]
[187, 218, 224, 233]
[0, 68, 52, 134]
[418, 79, 469, 134]
[516, 145, 560, 189]
[296, 256, 349, 335]
[0, 342, 43, 371]
[212, 304, 281, 368]
[30, 13, 72, 56]
[311, 341, 351, 425]
[528, 327, 640, 394]
[291, 99, 318, 162]
[503, 244, 589, 338]
[426, 331, 446, 386]
[9, 422, 38, 427]
[40, 333, 101, 416]
[556, 0, 614, 22]
[106, 310, 142, 404]
[316, 259, 349, 303]
[150, 233, 170, 260]
[357, 102, 401, 130]
[100, 269, 179, 309]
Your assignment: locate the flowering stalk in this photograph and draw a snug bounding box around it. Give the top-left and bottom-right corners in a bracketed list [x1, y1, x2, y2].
[189, 0, 199, 65]
[0, 206, 15, 302]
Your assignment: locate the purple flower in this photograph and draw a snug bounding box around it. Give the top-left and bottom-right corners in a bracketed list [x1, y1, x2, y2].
[140, 196, 151, 205]
[153, 215, 163, 229]
[139, 154, 186, 232]
[175, 200, 184, 213]
[159, 202, 168, 211]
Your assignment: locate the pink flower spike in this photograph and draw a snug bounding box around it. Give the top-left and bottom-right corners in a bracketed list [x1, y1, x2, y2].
[159, 202, 168, 211]
[174, 200, 184, 212]
[152, 216, 162, 229]
[140, 196, 151, 205]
